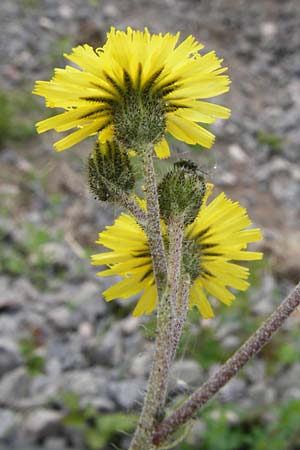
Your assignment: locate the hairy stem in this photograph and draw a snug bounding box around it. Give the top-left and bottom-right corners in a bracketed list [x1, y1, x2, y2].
[118, 191, 147, 227]
[129, 286, 174, 450]
[167, 216, 184, 310]
[153, 281, 300, 446]
[171, 273, 190, 360]
[141, 148, 167, 297]
[167, 216, 190, 360]
[129, 147, 171, 450]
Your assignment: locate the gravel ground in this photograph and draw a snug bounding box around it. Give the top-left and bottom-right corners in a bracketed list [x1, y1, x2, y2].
[0, 0, 300, 449]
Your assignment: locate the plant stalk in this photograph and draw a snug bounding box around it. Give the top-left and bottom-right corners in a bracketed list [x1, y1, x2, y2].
[141, 148, 167, 297]
[129, 147, 171, 450]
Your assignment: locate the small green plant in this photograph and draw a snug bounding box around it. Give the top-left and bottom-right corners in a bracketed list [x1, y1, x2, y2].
[19, 336, 45, 376]
[62, 392, 137, 449]
[257, 131, 283, 152]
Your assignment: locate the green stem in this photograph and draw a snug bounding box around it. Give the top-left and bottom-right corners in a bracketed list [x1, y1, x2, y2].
[141, 148, 167, 297]
[167, 217, 184, 309]
[118, 191, 147, 227]
[129, 282, 174, 450]
[129, 148, 172, 450]
[171, 273, 190, 360]
[167, 217, 189, 361]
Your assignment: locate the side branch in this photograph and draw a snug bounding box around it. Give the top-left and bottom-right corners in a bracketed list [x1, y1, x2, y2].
[118, 191, 147, 227]
[153, 281, 300, 446]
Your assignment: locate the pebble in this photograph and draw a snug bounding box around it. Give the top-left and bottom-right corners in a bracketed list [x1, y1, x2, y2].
[24, 409, 63, 440]
[171, 359, 204, 386]
[108, 379, 146, 410]
[0, 338, 22, 376]
[0, 409, 19, 439]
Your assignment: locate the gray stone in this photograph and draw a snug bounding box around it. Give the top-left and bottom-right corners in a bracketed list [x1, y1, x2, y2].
[0, 314, 20, 337]
[83, 324, 123, 367]
[0, 338, 22, 376]
[58, 368, 110, 401]
[44, 437, 68, 450]
[24, 408, 63, 440]
[47, 306, 81, 331]
[29, 374, 60, 406]
[120, 316, 140, 335]
[0, 278, 24, 311]
[248, 382, 276, 405]
[108, 379, 146, 409]
[0, 408, 19, 439]
[46, 338, 86, 371]
[171, 359, 204, 386]
[227, 143, 249, 163]
[244, 360, 266, 383]
[276, 364, 300, 399]
[81, 396, 115, 412]
[71, 281, 107, 321]
[0, 367, 31, 404]
[40, 242, 70, 267]
[12, 278, 39, 303]
[130, 350, 152, 377]
[219, 377, 247, 402]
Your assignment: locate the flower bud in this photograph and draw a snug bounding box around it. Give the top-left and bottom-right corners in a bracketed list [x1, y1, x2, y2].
[87, 140, 135, 202]
[113, 70, 166, 151]
[158, 159, 206, 225]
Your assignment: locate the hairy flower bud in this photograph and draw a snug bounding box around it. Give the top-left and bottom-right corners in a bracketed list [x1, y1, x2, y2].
[158, 159, 206, 225]
[113, 69, 166, 151]
[87, 140, 135, 202]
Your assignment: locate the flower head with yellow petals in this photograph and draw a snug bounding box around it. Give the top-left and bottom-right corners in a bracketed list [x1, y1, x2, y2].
[91, 189, 263, 318]
[33, 27, 230, 156]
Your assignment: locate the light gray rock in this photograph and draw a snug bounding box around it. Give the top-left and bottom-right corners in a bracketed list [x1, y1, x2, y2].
[0, 408, 19, 439]
[248, 382, 276, 405]
[276, 364, 300, 400]
[244, 360, 266, 383]
[120, 316, 140, 335]
[46, 338, 86, 371]
[171, 359, 204, 386]
[108, 379, 146, 409]
[130, 350, 152, 377]
[0, 367, 31, 404]
[12, 278, 39, 303]
[0, 314, 20, 337]
[219, 377, 247, 402]
[83, 324, 123, 367]
[0, 278, 24, 311]
[58, 369, 110, 401]
[81, 396, 115, 412]
[0, 338, 22, 376]
[71, 281, 107, 321]
[44, 437, 69, 450]
[47, 305, 81, 331]
[40, 242, 70, 267]
[24, 408, 63, 440]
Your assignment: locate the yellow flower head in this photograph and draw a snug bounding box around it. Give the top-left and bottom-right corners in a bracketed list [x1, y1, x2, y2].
[33, 27, 231, 156]
[91, 190, 263, 318]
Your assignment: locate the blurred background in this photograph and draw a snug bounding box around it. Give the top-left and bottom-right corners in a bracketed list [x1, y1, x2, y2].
[0, 0, 300, 449]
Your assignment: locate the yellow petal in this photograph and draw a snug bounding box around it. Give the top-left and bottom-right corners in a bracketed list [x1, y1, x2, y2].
[154, 138, 170, 158]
